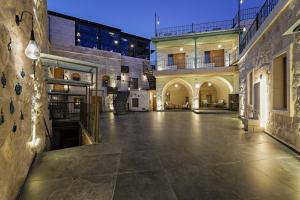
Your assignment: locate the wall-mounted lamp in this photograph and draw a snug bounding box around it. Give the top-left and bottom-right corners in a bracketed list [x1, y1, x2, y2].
[16, 11, 40, 60]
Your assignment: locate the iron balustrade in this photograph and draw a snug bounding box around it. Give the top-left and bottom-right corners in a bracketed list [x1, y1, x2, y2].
[157, 54, 237, 71]
[49, 101, 82, 120]
[157, 20, 235, 38]
[240, 0, 279, 53]
[156, 7, 260, 38]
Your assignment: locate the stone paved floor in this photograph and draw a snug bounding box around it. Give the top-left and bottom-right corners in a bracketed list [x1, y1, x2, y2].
[21, 112, 300, 200]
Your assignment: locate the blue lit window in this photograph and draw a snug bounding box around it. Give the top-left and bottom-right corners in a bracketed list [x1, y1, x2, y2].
[75, 23, 99, 49]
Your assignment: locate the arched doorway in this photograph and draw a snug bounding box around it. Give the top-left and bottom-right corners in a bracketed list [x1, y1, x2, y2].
[199, 80, 230, 108]
[164, 83, 191, 110]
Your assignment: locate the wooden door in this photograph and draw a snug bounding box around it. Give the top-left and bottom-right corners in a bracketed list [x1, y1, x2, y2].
[174, 53, 186, 69]
[211, 50, 224, 67]
[53, 68, 64, 91]
[153, 96, 157, 111]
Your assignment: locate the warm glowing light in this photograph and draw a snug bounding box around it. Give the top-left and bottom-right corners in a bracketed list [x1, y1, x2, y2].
[195, 83, 200, 89]
[260, 75, 268, 128]
[208, 82, 212, 87]
[25, 36, 40, 60]
[218, 44, 222, 49]
[175, 84, 179, 88]
[180, 47, 184, 52]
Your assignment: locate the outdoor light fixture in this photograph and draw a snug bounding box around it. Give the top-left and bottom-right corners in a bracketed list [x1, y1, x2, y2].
[243, 27, 247, 32]
[175, 84, 179, 88]
[130, 44, 134, 48]
[208, 82, 212, 87]
[195, 83, 200, 89]
[114, 40, 119, 44]
[16, 11, 40, 60]
[240, 0, 243, 4]
[180, 47, 184, 52]
[218, 44, 222, 49]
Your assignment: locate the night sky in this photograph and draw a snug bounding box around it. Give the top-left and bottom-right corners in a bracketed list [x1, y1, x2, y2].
[48, 0, 264, 39]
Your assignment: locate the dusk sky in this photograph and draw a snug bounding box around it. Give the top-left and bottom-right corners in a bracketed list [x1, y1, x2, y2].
[48, 0, 265, 39]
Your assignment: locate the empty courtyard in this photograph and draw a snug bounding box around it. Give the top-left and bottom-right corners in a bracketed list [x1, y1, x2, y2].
[21, 112, 300, 200]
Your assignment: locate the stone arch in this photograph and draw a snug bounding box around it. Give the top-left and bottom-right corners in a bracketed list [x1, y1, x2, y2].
[161, 78, 194, 110]
[198, 76, 234, 108]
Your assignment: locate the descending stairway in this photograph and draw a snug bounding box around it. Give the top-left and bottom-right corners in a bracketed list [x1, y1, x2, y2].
[113, 91, 130, 115]
[144, 68, 156, 90]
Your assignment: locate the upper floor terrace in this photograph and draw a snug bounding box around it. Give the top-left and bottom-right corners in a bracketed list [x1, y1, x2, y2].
[153, 30, 240, 75]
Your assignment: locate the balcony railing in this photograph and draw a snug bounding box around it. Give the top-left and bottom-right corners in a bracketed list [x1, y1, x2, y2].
[157, 55, 237, 71]
[240, 0, 279, 53]
[157, 20, 235, 38]
[156, 7, 260, 38]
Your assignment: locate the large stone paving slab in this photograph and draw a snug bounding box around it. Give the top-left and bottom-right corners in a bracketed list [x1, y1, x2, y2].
[21, 112, 300, 200]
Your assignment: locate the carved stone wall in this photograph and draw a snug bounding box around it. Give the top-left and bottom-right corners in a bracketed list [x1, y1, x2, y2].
[239, 0, 300, 151]
[0, 0, 49, 199]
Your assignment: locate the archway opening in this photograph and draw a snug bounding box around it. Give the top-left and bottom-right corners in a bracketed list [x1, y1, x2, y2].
[164, 83, 191, 110]
[199, 81, 229, 109]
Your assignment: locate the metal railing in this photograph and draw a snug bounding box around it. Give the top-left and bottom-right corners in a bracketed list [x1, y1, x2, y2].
[157, 20, 235, 38]
[49, 101, 82, 120]
[156, 7, 260, 38]
[157, 54, 237, 71]
[240, 0, 279, 53]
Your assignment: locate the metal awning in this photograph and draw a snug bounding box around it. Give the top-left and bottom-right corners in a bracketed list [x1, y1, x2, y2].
[40, 53, 101, 73]
[47, 78, 91, 87]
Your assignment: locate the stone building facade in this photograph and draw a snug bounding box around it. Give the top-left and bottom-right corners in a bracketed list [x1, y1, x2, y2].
[0, 0, 49, 199]
[239, 0, 300, 151]
[48, 12, 151, 111]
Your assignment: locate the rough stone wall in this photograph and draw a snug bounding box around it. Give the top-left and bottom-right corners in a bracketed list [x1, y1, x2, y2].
[0, 0, 49, 199]
[239, 0, 300, 150]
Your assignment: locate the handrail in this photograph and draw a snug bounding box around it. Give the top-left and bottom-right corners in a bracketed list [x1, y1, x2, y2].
[156, 7, 260, 38]
[239, 0, 279, 53]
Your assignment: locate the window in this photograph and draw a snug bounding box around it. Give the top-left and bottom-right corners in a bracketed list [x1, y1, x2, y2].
[100, 29, 120, 52]
[273, 54, 288, 110]
[168, 54, 174, 66]
[72, 73, 81, 81]
[121, 66, 129, 73]
[120, 37, 129, 56]
[204, 51, 211, 63]
[132, 98, 139, 107]
[132, 78, 138, 89]
[75, 22, 99, 49]
[102, 75, 110, 87]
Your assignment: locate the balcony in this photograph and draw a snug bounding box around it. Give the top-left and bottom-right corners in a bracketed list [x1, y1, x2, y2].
[156, 51, 238, 73]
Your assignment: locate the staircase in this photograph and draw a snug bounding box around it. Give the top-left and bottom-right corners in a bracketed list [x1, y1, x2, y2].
[144, 67, 156, 90]
[113, 91, 130, 115]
